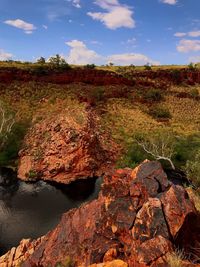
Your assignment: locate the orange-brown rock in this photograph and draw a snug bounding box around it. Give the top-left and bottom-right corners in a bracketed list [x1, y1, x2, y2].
[2, 161, 200, 266]
[0, 237, 44, 267]
[88, 260, 128, 267]
[0, 67, 200, 86]
[18, 109, 116, 184]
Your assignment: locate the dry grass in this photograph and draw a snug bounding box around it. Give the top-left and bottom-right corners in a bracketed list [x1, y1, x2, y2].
[165, 95, 200, 135]
[100, 99, 165, 145]
[166, 249, 185, 267]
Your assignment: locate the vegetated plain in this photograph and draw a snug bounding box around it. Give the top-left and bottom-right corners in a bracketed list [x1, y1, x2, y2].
[1, 59, 200, 266]
[0, 59, 200, 186]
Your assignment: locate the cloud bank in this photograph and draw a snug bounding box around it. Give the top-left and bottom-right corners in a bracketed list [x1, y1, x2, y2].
[0, 49, 13, 61]
[65, 40, 159, 65]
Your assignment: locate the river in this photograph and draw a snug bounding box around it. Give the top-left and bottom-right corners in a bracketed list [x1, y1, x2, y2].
[0, 167, 102, 255]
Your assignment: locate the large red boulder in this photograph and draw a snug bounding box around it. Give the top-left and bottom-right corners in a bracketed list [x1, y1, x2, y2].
[18, 109, 116, 184]
[1, 161, 200, 266]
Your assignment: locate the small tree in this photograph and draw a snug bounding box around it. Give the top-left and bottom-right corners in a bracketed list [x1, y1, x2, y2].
[0, 101, 15, 149]
[144, 63, 152, 70]
[48, 54, 70, 69]
[188, 62, 196, 70]
[135, 131, 176, 169]
[84, 64, 96, 69]
[37, 57, 46, 64]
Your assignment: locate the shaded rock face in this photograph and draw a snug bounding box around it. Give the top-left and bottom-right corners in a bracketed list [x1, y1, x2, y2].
[0, 68, 133, 86]
[18, 110, 115, 184]
[3, 161, 200, 266]
[0, 68, 200, 86]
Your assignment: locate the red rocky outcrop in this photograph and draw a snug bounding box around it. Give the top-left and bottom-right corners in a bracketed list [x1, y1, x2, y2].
[18, 109, 116, 184]
[0, 67, 200, 86]
[0, 68, 133, 86]
[3, 160, 200, 266]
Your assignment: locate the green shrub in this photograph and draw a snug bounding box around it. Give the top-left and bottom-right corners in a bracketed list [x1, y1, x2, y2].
[144, 89, 163, 102]
[36, 57, 46, 64]
[185, 150, 200, 187]
[144, 63, 152, 70]
[117, 142, 148, 168]
[173, 134, 200, 168]
[171, 69, 181, 84]
[30, 65, 49, 75]
[84, 64, 96, 69]
[189, 88, 199, 99]
[91, 87, 105, 102]
[0, 120, 30, 166]
[48, 54, 71, 70]
[188, 62, 196, 70]
[27, 169, 38, 179]
[148, 105, 172, 119]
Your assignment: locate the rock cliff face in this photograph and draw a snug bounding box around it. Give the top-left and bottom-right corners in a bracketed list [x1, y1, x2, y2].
[3, 161, 200, 267]
[18, 109, 116, 184]
[0, 67, 200, 86]
[0, 68, 133, 86]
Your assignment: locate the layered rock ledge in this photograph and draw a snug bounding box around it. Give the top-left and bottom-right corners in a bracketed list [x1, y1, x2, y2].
[2, 161, 200, 266]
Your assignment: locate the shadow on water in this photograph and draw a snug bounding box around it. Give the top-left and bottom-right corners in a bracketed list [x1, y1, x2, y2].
[0, 168, 103, 255]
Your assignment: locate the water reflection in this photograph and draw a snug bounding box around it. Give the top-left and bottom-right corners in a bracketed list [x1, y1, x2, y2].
[0, 168, 102, 255]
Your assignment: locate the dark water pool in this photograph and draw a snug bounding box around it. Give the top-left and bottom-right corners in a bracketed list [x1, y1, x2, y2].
[0, 168, 102, 255]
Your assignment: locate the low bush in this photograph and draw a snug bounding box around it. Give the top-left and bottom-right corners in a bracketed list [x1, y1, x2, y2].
[173, 134, 200, 168]
[148, 105, 172, 119]
[185, 150, 200, 187]
[0, 120, 30, 166]
[189, 88, 199, 99]
[116, 142, 148, 169]
[84, 64, 96, 69]
[171, 69, 181, 84]
[144, 89, 163, 102]
[144, 64, 152, 70]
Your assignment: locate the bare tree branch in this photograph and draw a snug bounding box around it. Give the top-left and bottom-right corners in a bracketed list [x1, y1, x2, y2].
[135, 133, 176, 170]
[0, 101, 15, 148]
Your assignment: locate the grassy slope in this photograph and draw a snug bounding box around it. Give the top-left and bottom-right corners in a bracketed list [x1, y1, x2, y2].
[0, 65, 200, 168]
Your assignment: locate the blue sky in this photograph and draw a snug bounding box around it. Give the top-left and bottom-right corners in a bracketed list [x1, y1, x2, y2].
[0, 0, 200, 65]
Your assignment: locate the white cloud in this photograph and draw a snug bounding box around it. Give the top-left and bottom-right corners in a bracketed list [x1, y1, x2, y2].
[4, 19, 36, 34]
[0, 49, 13, 61]
[160, 0, 177, 5]
[174, 32, 187, 37]
[65, 39, 159, 66]
[177, 39, 200, 53]
[65, 40, 102, 64]
[188, 56, 200, 63]
[87, 0, 135, 30]
[43, 25, 48, 30]
[174, 30, 200, 38]
[188, 31, 200, 37]
[107, 53, 160, 66]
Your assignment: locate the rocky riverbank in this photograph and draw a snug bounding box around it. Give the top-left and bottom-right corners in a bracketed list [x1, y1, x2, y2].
[1, 160, 200, 266]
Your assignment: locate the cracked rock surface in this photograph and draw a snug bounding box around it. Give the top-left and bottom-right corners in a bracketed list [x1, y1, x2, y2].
[1, 160, 200, 266]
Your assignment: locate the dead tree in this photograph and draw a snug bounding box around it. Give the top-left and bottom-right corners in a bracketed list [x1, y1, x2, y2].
[135, 133, 176, 170]
[0, 101, 15, 149]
